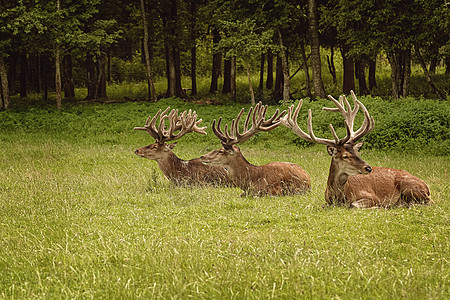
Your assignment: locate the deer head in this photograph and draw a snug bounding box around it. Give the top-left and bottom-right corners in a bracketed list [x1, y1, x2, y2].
[201, 102, 286, 167]
[282, 90, 374, 176]
[134, 107, 206, 160]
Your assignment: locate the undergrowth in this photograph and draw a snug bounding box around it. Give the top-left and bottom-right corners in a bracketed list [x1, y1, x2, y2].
[2, 95, 448, 155]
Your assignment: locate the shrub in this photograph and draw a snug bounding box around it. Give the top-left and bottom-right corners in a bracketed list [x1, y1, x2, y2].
[0, 96, 448, 155]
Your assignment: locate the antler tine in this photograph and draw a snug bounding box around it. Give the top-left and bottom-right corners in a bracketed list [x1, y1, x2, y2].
[212, 118, 234, 146]
[306, 108, 337, 146]
[213, 102, 285, 148]
[238, 102, 284, 143]
[280, 100, 313, 142]
[134, 107, 171, 142]
[350, 90, 375, 141]
[165, 109, 207, 142]
[262, 108, 286, 129]
[281, 100, 337, 145]
[234, 108, 247, 139]
[166, 108, 179, 138]
[322, 90, 374, 144]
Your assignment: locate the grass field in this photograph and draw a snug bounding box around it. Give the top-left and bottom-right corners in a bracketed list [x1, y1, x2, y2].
[0, 99, 449, 299]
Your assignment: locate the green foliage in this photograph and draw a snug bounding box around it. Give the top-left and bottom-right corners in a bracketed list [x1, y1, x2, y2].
[1, 95, 449, 156]
[363, 97, 450, 155]
[218, 19, 277, 60]
[276, 95, 450, 155]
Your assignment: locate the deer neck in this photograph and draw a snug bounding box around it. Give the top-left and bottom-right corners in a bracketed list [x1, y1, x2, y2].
[155, 151, 184, 178]
[224, 153, 256, 184]
[326, 159, 349, 204]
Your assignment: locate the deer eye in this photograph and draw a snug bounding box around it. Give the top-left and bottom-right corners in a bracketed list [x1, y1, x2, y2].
[219, 150, 224, 154]
[343, 155, 349, 159]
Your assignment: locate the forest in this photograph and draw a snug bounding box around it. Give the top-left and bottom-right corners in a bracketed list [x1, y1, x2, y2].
[0, 0, 449, 110]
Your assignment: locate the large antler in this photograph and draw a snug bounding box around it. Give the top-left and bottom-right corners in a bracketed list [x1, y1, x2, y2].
[281, 90, 374, 146]
[134, 107, 207, 143]
[212, 102, 286, 148]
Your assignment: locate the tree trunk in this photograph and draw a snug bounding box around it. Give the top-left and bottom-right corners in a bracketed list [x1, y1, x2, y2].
[401, 49, 411, 98]
[0, 56, 10, 109]
[387, 49, 411, 99]
[355, 60, 369, 95]
[278, 29, 290, 103]
[300, 42, 311, 98]
[230, 56, 236, 102]
[257, 53, 264, 101]
[341, 45, 355, 94]
[416, 46, 446, 100]
[20, 53, 27, 98]
[36, 54, 41, 93]
[266, 50, 273, 90]
[429, 47, 439, 74]
[96, 52, 107, 99]
[272, 55, 283, 102]
[429, 57, 437, 74]
[107, 48, 112, 83]
[189, 0, 197, 96]
[246, 62, 255, 105]
[85, 54, 97, 100]
[209, 27, 221, 94]
[223, 58, 231, 94]
[55, 45, 62, 111]
[29, 54, 40, 93]
[165, 46, 177, 97]
[174, 46, 185, 97]
[327, 47, 337, 84]
[41, 54, 49, 101]
[63, 54, 75, 99]
[445, 56, 450, 75]
[55, 0, 62, 110]
[140, 0, 157, 101]
[308, 0, 326, 98]
[191, 44, 197, 96]
[368, 58, 377, 90]
[162, 0, 186, 99]
[387, 53, 400, 99]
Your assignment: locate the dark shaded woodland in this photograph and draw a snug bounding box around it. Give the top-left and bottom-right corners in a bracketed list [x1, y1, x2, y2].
[0, 0, 448, 110]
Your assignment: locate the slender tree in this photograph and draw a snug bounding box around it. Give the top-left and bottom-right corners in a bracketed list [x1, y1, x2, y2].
[0, 57, 9, 109]
[55, 0, 62, 111]
[278, 29, 290, 103]
[218, 19, 275, 104]
[140, 0, 157, 101]
[161, 0, 186, 98]
[209, 27, 221, 94]
[308, 0, 326, 98]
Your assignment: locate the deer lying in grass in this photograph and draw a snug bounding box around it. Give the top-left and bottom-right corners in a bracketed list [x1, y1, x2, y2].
[281, 91, 431, 208]
[134, 107, 232, 187]
[201, 102, 311, 196]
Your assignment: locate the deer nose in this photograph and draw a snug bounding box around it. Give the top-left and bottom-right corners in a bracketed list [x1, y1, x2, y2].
[365, 166, 372, 173]
[134, 150, 139, 154]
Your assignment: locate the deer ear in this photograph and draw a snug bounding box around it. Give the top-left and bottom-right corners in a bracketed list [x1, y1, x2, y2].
[327, 145, 336, 156]
[166, 142, 177, 150]
[354, 141, 364, 151]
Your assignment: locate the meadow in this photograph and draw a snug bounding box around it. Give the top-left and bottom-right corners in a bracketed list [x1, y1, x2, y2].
[0, 97, 449, 299]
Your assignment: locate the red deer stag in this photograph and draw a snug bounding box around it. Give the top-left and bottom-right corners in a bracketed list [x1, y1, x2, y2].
[282, 91, 431, 208]
[201, 102, 311, 196]
[134, 107, 232, 187]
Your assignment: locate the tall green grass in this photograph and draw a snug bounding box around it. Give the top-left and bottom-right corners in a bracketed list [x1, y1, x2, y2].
[0, 100, 448, 299]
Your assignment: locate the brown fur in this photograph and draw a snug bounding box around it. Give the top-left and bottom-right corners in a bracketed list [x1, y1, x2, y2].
[201, 145, 310, 196]
[135, 142, 233, 187]
[325, 143, 431, 208]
